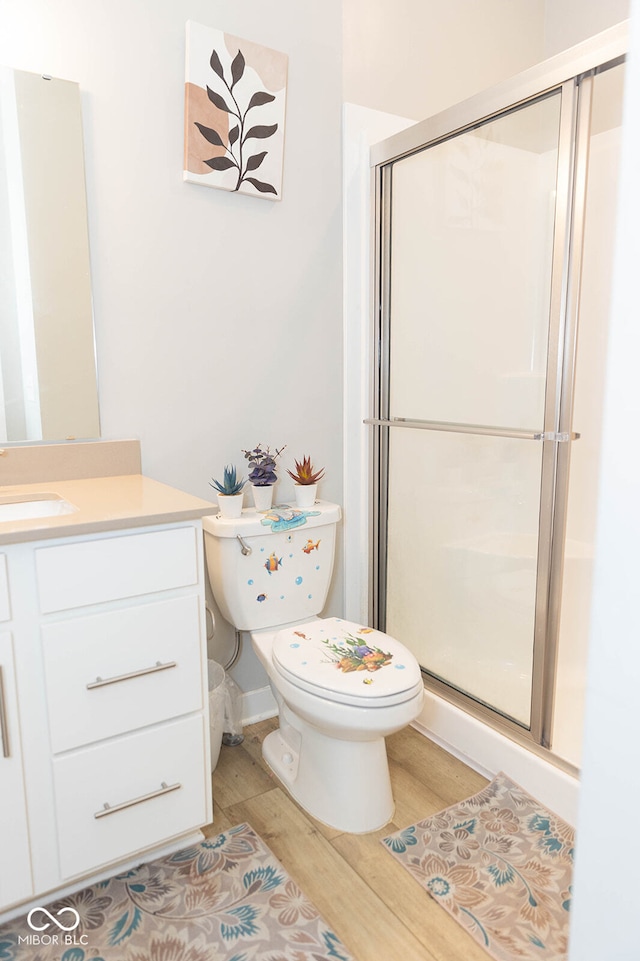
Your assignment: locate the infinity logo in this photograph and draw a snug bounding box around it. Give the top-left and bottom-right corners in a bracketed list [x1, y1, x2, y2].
[27, 907, 80, 932]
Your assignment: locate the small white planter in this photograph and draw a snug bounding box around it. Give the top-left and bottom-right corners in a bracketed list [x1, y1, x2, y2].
[252, 484, 274, 511]
[217, 491, 244, 519]
[293, 484, 317, 508]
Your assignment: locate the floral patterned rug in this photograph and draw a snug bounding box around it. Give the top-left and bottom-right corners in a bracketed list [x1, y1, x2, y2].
[0, 824, 354, 961]
[382, 773, 574, 961]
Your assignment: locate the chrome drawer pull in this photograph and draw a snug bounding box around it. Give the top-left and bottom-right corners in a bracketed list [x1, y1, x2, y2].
[94, 780, 181, 819]
[0, 666, 10, 758]
[86, 660, 177, 690]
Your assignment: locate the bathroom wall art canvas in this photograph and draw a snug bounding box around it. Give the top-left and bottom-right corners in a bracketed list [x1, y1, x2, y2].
[184, 21, 288, 200]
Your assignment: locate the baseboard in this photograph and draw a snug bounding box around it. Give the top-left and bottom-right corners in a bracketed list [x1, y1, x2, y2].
[413, 690, 580, 825]
[241, 685, 277, 725]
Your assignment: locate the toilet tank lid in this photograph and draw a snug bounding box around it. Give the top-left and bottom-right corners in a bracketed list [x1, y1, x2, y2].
[202, 500, 341, 538]
[273, 616, 422, 700]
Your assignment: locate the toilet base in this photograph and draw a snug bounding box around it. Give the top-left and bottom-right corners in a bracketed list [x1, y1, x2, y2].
[261, 708, 395, 833]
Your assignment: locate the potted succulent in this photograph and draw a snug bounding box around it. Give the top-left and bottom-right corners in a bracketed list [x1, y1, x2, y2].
[287, 455, 325, 508]
[242, 443, 286, 511]
[209, 465, 246, 519]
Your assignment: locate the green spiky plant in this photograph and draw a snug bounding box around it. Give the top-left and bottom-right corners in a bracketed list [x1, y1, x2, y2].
[210, 465, 246, 496]
[287, 456, 325, 486]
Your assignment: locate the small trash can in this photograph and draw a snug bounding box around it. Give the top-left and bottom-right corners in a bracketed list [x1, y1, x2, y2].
[221, 672, 244, 746]
[207, 660, 226, 771]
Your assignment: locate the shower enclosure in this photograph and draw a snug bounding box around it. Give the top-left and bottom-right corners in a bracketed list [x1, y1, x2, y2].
[367, 27, 626, 770]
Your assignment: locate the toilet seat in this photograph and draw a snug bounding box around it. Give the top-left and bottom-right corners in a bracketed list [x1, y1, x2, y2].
[271, 616, 423, 708]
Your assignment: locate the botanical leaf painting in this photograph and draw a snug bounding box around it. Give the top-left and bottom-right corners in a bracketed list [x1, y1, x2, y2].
[184, 22, 288, 200]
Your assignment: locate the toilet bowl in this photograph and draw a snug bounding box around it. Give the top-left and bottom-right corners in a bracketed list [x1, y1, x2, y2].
[202, 501, 424, 832]
[252, 616, 424, 832]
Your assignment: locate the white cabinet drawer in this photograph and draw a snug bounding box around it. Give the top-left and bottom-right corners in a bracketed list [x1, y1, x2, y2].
[0, 556, 9, 622]
[36, 526, 198, 613]
[42, 595, 204, 753]
[53, 714, 208, 879]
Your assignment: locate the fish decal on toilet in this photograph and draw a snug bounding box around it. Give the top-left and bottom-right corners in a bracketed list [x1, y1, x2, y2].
[321, 632, 393, 674]
[264, 553, 283, 574]
[257, 593, 268, 602]
[303, 539, 321, 554]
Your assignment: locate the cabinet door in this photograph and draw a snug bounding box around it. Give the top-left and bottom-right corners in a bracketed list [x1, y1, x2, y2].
[0, 631, 33, 909]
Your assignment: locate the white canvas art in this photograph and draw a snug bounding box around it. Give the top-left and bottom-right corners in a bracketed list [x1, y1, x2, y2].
[184, 21, 288, 200]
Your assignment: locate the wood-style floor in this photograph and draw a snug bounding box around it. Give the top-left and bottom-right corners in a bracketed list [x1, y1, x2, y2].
[206, 717, 492, 961]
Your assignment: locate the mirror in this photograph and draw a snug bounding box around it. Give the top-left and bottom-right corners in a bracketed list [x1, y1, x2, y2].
[0, 66, 100, 443]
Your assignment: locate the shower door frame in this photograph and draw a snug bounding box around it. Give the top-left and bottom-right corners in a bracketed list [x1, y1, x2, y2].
[367, 23, 628, 751]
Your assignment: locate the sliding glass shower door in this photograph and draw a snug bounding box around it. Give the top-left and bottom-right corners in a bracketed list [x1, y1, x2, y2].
[374, 83, 579, 736]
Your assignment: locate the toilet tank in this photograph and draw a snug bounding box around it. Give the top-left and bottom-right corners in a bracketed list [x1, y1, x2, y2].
[202, 501, 341, 631]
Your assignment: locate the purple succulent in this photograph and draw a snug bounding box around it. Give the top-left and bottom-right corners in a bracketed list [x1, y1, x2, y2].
[242, 444, 286, 487]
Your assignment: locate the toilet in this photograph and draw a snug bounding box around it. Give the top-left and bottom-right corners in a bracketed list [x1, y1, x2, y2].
[202, 500, 424, 833]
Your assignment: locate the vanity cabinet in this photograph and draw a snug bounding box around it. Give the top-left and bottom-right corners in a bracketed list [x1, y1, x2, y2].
[0, 619, 33, 908]
[0, 520, 212, 919]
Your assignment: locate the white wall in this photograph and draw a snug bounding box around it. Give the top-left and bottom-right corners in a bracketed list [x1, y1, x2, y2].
[569, 1, 640, 956]
[342, 0, 629, 126]
[544, 0, 629, 56]
[0, 0, 344, 690]
[343, 0, 546, 121]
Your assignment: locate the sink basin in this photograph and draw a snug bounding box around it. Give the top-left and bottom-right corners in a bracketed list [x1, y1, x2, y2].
[0, 492, 78, 522]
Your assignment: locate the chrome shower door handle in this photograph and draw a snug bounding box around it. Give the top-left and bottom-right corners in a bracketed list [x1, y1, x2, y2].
[364, 418, 581, 442]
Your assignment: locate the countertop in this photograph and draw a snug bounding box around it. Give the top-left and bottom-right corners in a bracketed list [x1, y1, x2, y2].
[0, 474, 217, 544]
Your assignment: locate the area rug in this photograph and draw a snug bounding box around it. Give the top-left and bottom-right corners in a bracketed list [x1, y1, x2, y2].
[382, 773, 574, 961]
[0, 823, 354, 961]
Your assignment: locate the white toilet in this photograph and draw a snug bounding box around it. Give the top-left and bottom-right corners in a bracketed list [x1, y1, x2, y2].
[202, 500, 424, 833]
